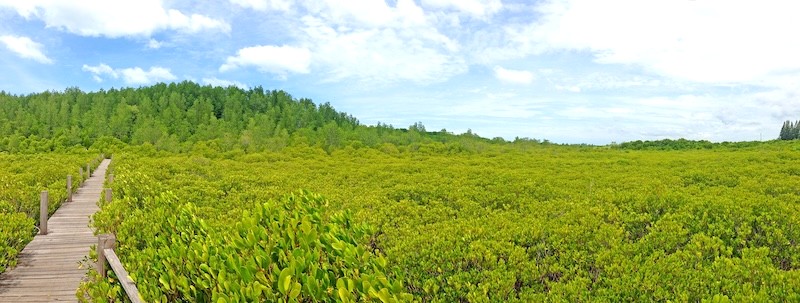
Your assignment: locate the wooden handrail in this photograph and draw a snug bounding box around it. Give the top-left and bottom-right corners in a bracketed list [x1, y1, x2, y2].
[103, 248, 144, 303]
[98, 233, 143, 303]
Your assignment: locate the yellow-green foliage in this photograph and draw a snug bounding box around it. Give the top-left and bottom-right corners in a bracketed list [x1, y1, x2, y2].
[86, 190, 411, 302]
[87, 142, 800, 301]
[0, 212, 33, 273]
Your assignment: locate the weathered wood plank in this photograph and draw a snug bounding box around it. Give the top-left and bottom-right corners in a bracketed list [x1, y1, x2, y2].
[0, 159, 110, 303]
[0, 280, 82, 287]
[0, 274, 86, 280]
[0, 293, 78, 301]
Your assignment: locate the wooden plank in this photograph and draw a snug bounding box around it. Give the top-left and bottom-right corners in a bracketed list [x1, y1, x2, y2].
[15, 248, 92, 255]
[3, 268, 84, 273]
[103, 249, 144, 303]
[0, 274, 83, 279]
[3, 261, 83, 268]
[0, 158, 111, 303]
[0, 294, 78, 301]
[0, 289, 81, 293]
[0, 296, 78, 302]
[0, 278, 83, 286]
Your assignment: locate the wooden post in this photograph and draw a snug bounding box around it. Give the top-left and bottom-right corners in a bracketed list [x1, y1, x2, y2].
[108, 173, 114, 184]
[67, 175, 73, 202]
[79, 167, 83, 181]
[86, 163, 91, 178]
[39, 191, 48, 235]
[97, 234, 116, 277]
[105, 188, 112, 203]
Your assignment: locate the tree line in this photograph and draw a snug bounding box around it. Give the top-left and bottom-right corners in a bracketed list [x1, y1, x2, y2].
[779, 120, 800, 140]
[0, 81, 513, 154]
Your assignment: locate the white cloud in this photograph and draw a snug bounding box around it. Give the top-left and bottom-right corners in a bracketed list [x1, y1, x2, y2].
[229, 0, 292, 11]
[302, 0, 406, 28]
[220, 45, 311, 76]
[529, 0, 800, 85]
[147, 39, 163, 49]
[0, 0, 229, 38]
[218, 0, 472, 84]
[0, 35, 52, 64]
[163, 9, 228, 34]
[291, 0, 465, 84]
[120, 67, 176, 84]
[300, 16, 464, 84]
[420, 0, 503, 18]
[545, 71, 687, 93]
[82, 63, 176, 84]
[493, 66, 534, 84]
[82, 63, 115, 82]
[202, 77, 248, 88]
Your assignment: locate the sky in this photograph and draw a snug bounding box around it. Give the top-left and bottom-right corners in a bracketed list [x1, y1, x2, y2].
[1, 0, 799, 144]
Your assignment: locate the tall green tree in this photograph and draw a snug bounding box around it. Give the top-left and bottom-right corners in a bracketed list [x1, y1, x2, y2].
[780, 121, 789, 140]
[779, 120, 800, 140]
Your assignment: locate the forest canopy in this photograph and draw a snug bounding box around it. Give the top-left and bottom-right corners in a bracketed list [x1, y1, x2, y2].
[0, 82, 509, 154]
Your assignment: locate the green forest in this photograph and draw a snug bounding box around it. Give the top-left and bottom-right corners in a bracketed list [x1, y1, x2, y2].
[0, 82, 507, 155]
[1, 82, 800, 302]
[779, 120, 800, 140]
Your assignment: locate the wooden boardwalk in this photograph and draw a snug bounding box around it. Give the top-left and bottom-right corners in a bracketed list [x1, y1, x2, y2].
[0, 159, 111, 302]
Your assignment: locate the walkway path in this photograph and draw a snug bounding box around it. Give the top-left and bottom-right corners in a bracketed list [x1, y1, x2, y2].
[0, 159, 110, 302]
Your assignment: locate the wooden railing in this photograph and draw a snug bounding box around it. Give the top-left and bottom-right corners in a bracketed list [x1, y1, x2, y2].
[98, 233, 143, 303]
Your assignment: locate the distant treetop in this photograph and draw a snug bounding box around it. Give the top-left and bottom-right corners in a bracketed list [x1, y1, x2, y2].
[779, 120, 800, 140]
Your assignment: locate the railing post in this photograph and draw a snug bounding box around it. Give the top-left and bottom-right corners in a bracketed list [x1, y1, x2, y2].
[67, 175, 73, 202]
[108, 173, 114, 184]
[97, 234, 116, 277]
[39, 191, 48, 235]
[79, 167, 83, 181]
[86, 163, 91, 178]
[105, 188, 112, 203]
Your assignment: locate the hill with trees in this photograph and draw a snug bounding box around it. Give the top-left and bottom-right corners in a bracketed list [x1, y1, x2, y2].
[0, 82, 508, 154]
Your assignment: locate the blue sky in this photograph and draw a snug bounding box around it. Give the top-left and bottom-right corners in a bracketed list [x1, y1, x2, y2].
[1, 0, 798, 144]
